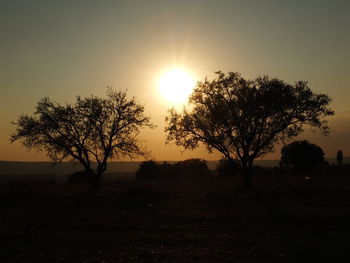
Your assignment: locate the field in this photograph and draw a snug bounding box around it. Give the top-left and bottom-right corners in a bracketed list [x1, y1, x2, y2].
[1, 170, 350, 262]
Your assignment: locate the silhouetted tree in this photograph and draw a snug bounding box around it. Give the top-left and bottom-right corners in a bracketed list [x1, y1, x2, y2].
[174, 158, 211, 177]
[158, 161, 175, 177]
[135, 160, 158, 181]
[337, 150, 343, 166]
[280, 140, 325, 171]
[165, 71, 333, 190]
[11, 88, 154, 190]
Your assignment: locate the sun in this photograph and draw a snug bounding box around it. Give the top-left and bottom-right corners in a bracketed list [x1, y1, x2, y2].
[158, 68, 196, 104]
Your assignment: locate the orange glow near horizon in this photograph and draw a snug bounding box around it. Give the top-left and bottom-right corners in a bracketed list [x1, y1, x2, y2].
[1, 2, 349, 162]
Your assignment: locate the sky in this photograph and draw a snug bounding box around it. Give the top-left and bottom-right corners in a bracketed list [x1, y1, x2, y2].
[1, 0, 349, 162]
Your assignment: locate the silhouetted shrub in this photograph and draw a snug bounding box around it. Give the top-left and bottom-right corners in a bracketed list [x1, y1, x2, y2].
[135, 159, 212, 180]
[68, 171, 92, 183]
[216, 158, 240, 177]
[280, 140, 325, 172]
[135, 160, 159, 180]
[157, 161, 175, 177]
[174, 158, 212, 176]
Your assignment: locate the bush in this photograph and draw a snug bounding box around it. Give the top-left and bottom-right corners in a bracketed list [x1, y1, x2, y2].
[135, 160, 159, 181]
[158, 161, 175, 177]
[174, 158, 212, 177]
[216, 158, 240, 177]
[280, 140, 325, 172]
[135, 159, 212, 180]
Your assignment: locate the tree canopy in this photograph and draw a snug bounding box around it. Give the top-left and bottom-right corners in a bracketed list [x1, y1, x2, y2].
[165, 71, 334, 189]
[337, 150, 343, 166]
[11, 88, 154, 189]
[280, 140, 326, 171]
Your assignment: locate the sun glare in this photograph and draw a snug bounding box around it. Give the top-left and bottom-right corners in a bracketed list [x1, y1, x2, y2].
[158, 68, 196, 105]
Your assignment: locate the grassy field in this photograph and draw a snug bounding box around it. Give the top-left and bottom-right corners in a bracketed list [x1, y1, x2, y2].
[1, 170, 350, 262]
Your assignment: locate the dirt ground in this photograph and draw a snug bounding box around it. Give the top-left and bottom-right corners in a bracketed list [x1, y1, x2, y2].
[1, 173, 350, 262]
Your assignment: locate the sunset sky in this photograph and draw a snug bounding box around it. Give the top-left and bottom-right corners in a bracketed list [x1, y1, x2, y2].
[1, 0, 349, 162]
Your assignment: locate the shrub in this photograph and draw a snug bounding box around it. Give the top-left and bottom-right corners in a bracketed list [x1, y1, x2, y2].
[280, 140, 325, 172]
[135, 159, 212, 180]
[174, 158, 212, 177]
[158, 161, 175, 177]
[135, 160, 159, 181]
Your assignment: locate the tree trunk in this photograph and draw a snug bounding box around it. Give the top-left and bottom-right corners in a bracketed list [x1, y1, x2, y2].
[90, 162, 107, 191]
[241, 159, 253, 191]
[83, 166, 101, 191]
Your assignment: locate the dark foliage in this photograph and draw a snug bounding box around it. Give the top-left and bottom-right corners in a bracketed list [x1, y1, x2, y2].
[173, 158, 212, 177]
[165, 71, 333, 189]
[157, 161, 176, 177]
[135, 159, 211, 180]
[215, 158, 240, 177]
[280, 140, 326, 171]
[11, 88, 154, 189]
[135, 160, 159, 181]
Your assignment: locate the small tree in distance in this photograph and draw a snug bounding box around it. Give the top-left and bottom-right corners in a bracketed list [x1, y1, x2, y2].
[337, 150, 343, 166]
[280, 140, 325, 172]
[165, 71, 334, 190]
[11, 88, 154, 190]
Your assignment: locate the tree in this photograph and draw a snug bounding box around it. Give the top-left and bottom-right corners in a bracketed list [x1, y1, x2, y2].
[135, 160, 158, 181]
[165, 71, 334, 190]
[174, 158, 212, 177]
[11, 88, 154, 190]
[280, 140, 325, 171]
[337, 150, 343, 166]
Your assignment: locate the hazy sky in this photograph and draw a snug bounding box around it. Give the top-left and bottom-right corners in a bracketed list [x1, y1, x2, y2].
[1, 0, 349, 161]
